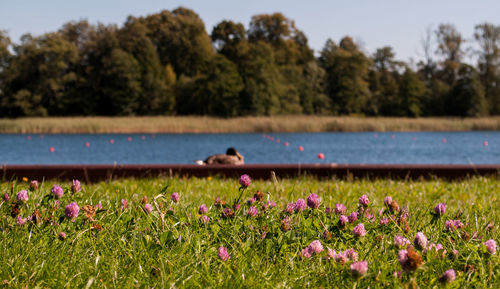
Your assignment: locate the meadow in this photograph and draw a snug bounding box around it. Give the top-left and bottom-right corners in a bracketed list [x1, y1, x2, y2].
[4, 116, 500, 133]
[0, 175, 498, 288]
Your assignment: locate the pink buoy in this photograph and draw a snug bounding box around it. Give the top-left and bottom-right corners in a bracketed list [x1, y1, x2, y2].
[484, 141, 489, 146]
[141, 135, 146, 140]
[127, 137, 132, 142]
[276, 139, 280, 143]
[413, 136, 417, 141]
[391, 135, 395, 139]
[284, 142, 289, 147]
[298, 146, 304, 151]
[49, 147, 55, 152]
[442, 138, 447, 143]
[85, 142, 90, 147]
[27, 136, 31, 140]
[109, 139, 115, 144]
[317, 153, 325, 159]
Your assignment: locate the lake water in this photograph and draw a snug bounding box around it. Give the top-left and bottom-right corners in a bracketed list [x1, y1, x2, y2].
[0, 132, 498, 165]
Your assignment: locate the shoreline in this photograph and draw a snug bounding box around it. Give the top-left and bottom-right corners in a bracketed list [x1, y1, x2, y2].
[2, 116, 500, 134]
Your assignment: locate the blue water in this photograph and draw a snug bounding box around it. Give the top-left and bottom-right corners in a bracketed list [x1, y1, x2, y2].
[0, 132, 498, 165]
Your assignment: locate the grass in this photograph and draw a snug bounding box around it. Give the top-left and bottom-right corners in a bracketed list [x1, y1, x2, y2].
[4, 116, 500, 133]
[0, 176, 499, 288]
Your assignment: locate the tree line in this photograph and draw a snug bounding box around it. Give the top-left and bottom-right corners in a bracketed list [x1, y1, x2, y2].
[1, 7, 500, 117]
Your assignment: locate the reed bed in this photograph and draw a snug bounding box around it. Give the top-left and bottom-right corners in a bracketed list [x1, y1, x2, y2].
[3, 116, 500, 134]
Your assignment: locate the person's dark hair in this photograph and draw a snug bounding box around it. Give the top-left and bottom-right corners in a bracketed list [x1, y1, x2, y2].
[226, 147, 238, 155]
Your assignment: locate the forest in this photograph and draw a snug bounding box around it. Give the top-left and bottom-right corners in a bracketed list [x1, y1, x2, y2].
[0, 7, 499, 117]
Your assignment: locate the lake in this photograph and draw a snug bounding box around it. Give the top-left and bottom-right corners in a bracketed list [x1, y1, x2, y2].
[0, 132, 498, 165]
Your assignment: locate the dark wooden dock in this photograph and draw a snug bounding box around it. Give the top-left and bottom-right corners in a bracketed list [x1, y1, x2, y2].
[2, 164, 500, 182]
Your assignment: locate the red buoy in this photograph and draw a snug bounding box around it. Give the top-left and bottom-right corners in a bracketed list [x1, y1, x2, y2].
[49, 147, 55, 152]
[85, 142, 90, 147]
[484, 141, 489, 146]
[109, 139, 115, 144]
[128, 137, 132, 142]
[298, 146, 304, 151]
[317, 153, 325, 159]
[284, 142, 289, 147]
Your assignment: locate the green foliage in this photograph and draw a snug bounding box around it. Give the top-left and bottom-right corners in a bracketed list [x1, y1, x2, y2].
[0, 177, 498, 287]
[448, 64, 488, 117]
[0, 9, 499, 117]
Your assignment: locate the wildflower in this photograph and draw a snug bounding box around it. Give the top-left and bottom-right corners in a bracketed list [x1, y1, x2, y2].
[414, 232, 428, 250]
[253, 190, 263, 201]
[281, 216, 292, 232]
[380, 216, 390, 225]
[307, 193, 319, 209]
[335, 203, 346, 215]
[214, 197, 224, 207]
[2, 193, 10, 202]
[233, 203, 240, 211]
[16, 216, 27, 226]
[327, 248, 336, 259]
[201, 215, 209, 224]
[266, 200, 276, 208]
[94, 202, 103, 210]
[439, 269, 456, 283]
[29, 180, 39, 191]
[345, 248, 358, 261]
[239, 174, 251, 188]
[294, 199, 307, 212]
[352, 223, 367, 237]
[285, 202, 295, 213]
[65, 202, 80, 221]
[348, 211, 358, 223]
[424, 243, 445, 256]
[445, 219, 464, 230]
[350, 261, 368, 276]
[484, 239, 497, 255]
[384, 196, 393, 206]
[121, 199, 128, 210]
[398, 247, 423, 272]
[394, 235, 411, 248]
[247, 197, 256, 205]
[434, 203, 446, 216]
[247, 206, 258, 217]
[71, 179, 81, 193]
[301, 247, 312, 259]
[325, 207, 333, 214]
[199, 204, 208, 214]
[170, 192, 179, 203]
[218, 246, 230, 261]
[51, 185, 64, 199]
[335, 251, 348, 264]
[308, 240, 324, 254]
[144, 203, 153, 213]
[358, 195, 370, 207]
[16, 190, 29, 203]
[260, 232, 267, 239]
[58, 231, 67, 240]
[338, 215, 348, 228]
[222, 207, 234, 218]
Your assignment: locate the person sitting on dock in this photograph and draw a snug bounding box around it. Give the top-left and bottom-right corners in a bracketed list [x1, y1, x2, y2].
[195, 147, 244, 165]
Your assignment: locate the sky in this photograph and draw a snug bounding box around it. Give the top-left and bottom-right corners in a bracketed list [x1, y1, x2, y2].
[1, 0, 499, 64]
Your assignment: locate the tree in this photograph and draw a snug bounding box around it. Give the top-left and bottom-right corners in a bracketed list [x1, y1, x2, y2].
[435, 24, 464, 85]
[399, 68, 426, 117]
[319, 37, 371, 115]
[448, 64, 487, 116]
[211, 20, 248, 63]
[369, 46, 402, 115]
[178, 55, 243, 117]
[474, 23, 500, 114]
[120, 18, 175, 114]
[140, 7, 214, 77]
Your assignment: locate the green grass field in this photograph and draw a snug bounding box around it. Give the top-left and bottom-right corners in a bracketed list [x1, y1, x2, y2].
[0, 176, 498, 288]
